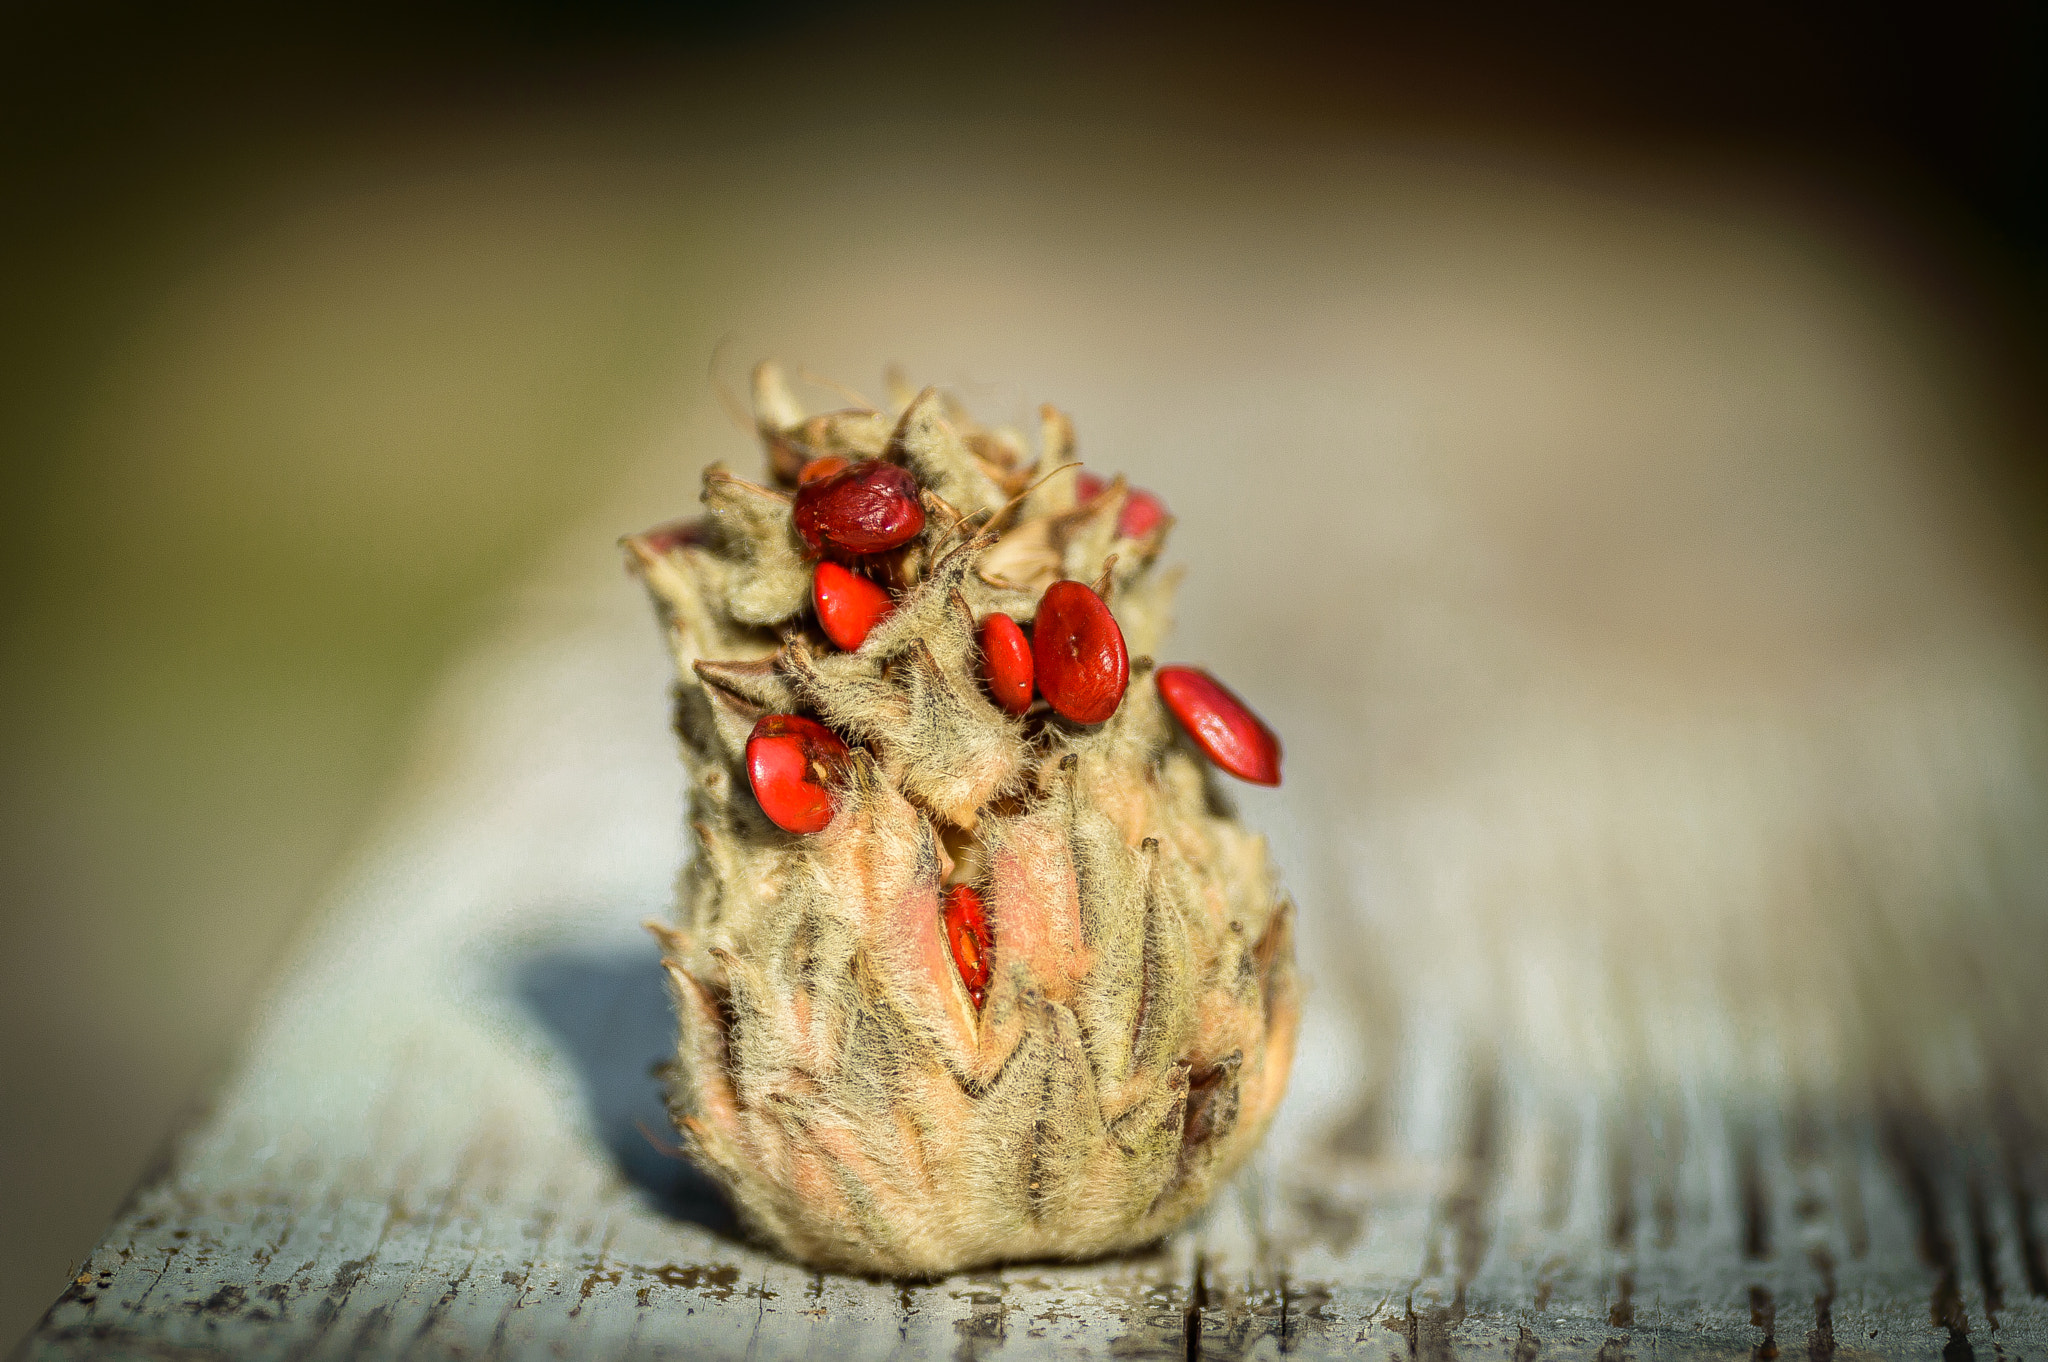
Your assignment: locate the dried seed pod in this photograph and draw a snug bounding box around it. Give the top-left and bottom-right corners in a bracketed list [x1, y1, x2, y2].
[629, 368, 1297, 1277]
[1156, 665, 1282, 786]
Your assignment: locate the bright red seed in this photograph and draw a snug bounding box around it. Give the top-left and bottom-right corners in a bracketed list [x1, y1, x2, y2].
[745, 713, 851, 833]
[1155, 666, 1282, 786]
[796, 454, 850, 485]
[942, 884, 994, 1008]
[1072, 470, 1167, 538]
[813, 562, 894, 651]
[1032, 580, 1129, 725]
[791, 460, 926, 557]
[978, 613, 1034, 715]
[1117, 489, 1167, 538]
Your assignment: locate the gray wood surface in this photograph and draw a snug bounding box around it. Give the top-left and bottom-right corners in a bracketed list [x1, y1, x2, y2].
[16, 529, 2048, 1361]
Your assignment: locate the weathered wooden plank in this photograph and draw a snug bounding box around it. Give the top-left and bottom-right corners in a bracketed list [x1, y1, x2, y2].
[16, 525, 2048, 1361]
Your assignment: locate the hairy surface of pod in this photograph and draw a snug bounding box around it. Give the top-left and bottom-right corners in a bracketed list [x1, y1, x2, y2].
[628, 363, 1297, 1277]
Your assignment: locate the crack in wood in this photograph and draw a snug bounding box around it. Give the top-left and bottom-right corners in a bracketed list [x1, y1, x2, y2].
[25, 1026, 2048, 1361]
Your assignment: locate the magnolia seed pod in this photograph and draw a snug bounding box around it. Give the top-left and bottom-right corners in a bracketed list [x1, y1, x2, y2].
[627, 364, 1297, 1277]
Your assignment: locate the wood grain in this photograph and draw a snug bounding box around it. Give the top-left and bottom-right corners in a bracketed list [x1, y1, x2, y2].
[14, 564, 2041, 1361]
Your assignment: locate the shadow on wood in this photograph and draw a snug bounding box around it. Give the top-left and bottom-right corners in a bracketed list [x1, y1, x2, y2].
[515, 948, 740, 1239]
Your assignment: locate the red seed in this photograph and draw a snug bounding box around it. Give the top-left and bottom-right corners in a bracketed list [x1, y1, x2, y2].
[745, 713, 851, 833]
[1072, 470, 1167, 538]
[978, 613, 1034, 715]
[792, 460, 926, 557]
[1117, 489, 1167, 539]
[796, 454, 850, 485]
[813, 562, 894, 651]
[1155, 666, 1282, 786]
[942, 883, 993, 1008]
[1032, 581, 1129, 724]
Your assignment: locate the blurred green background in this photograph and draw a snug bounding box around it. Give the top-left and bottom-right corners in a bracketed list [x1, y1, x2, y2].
[2, 0, 2043, 1345]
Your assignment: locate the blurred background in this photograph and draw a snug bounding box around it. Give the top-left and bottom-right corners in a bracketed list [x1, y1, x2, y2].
[3, 0, 2045, 1345]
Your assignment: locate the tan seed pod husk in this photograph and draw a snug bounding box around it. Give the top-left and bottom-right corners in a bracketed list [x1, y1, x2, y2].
[626, 365, 1298, 1276]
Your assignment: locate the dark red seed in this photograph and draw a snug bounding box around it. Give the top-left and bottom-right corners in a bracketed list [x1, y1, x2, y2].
[1155, 666, 1282, 786]
[796, 454, 850, 485]
[1032, 581, 1129, 725]
[978, 613, 1034, 715]
[813, 562, 894, 651]
[792, 460, 926, 557]
[942, 884, 993, 1008]
[745, 713, 851, 833]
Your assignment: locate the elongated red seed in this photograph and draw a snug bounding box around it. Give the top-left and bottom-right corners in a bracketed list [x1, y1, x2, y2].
[796, 454, 850, 485]
[745, 713, 851, 833]
[978, 613, 1034, 715]
[942, 884, 993, 1008]
[791, 460, 925, 556]
[1155, 666, 1282, 786]
[1033, 580, 1128, 724]
[1072, 470, 1167, 538]
[813, 562, 894, 651]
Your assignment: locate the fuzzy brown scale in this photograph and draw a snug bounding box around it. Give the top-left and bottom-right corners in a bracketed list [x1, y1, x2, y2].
[627, 362, 1299, 1277]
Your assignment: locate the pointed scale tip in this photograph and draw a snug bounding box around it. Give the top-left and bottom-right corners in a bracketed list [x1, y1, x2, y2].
[752, 360, 806, 431]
